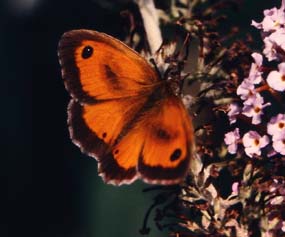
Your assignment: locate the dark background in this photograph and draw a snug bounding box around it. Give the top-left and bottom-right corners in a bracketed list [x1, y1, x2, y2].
[4, 0, 278, 237]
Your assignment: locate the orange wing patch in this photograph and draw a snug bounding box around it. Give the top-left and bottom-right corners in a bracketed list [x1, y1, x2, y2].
[111, 128, 144, 170]
[108, 95, 194, 185]
[141, 99, 190, 168]
[82, 99, 141, 147]
[140, 96, 194, 184]
[58, 30, 158, 102]
[68, 99, 146, 185]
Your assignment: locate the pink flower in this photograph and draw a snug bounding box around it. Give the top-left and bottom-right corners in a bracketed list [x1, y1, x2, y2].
[247, 53, 263, 84]
[242, 94, 271, 125]
[262, 30, 285, 61]
[269, 30, 285, 50]
[272, 136, 285, 155]
[224, 128, 240, 154]
[242, 131, 269, 158]
[237, 79, 256, 101]
[266, 62, 285, 91]
[251, 2, 285, 32]
[227, 103, 240, 124]
[252, 1, 285, 61]
[268, 113, 285, 154]
[263, 36, 279, 61]
[267, 113, 285, 140]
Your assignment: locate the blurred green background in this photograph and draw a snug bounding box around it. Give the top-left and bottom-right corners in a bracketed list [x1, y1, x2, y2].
[4, 0, 279, 237]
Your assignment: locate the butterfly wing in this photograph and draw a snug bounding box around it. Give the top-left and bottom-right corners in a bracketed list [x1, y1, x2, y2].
[109, 94, 195, 185]
[58, 29, 194, 185]
[58, 29, 158, 102]
[68, 92, 194, 185]
[58, 29, 159, 184]
[68, 98, 146, 185]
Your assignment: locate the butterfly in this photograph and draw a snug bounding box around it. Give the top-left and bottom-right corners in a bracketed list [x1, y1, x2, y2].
[58, 29, 195, 185]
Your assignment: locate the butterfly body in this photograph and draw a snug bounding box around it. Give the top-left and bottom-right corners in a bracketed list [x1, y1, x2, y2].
[58, 29, 195, 185]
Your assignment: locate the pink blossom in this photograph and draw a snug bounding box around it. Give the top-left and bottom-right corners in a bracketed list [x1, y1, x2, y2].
[242, 131, 269, 158]
[236, 79, 256, 101]
[269, 30, 285, 50]
[242, 94, 271, 125]
[272, 135, 285, 155]
[263, 36, 279, 61]
[262, 31, 285, 62]
[224, 128, 240, 154]
[251, 2, 285, 32]
[267, 113, 285, 140]
[227, 103, 240, 124]
[252, 0, 285, 61]
[266, 62, 285, 91]
[247, 53, 263, 84]
[268, 123, 285, 154]
[262, 30, 285, 62]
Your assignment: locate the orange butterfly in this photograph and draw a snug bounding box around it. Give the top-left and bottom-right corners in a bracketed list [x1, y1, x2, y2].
[58, 29, 195, 185]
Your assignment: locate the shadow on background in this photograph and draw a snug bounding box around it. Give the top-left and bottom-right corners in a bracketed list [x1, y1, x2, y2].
[4, 0, 278, 237]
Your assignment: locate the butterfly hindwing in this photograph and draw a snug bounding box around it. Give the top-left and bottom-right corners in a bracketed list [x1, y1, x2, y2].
[68, 99, 145, 185]
[68, 93, 194, 185]
[139, 96, 194, 184]
[110, 94, 194, 185]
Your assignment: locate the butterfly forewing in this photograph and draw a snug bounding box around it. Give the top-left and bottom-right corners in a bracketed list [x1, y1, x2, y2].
[58, 29, 158, 102]
[68, 100, 141, 185]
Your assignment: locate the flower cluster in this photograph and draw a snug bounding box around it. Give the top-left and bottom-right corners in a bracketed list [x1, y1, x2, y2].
[224, 0, 285, 158]
[136, 1, 285, 237]
[252, 1, 285, 62]
[220, 2, 285, 236]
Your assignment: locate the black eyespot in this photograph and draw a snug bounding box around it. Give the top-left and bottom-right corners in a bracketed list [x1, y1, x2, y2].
[82, 46, 93, 59]
[156, 128, 171, 140]
[170, 149, 181, 161]
[114, 149, 119, 155]
[102, 132, 107, 138]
